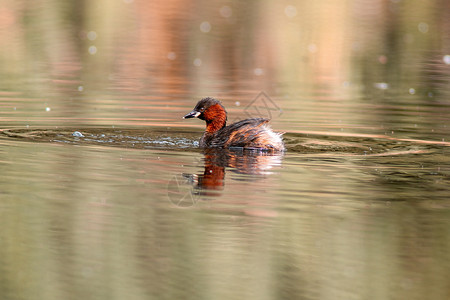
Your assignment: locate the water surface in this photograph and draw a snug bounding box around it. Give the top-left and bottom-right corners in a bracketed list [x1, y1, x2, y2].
[1, 1, 450, 299]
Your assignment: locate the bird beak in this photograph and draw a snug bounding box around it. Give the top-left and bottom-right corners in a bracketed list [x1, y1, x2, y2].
[183, 111, 201, 119]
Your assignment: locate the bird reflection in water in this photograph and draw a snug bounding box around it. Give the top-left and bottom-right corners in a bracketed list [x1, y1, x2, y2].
[184, 148, 283, 198]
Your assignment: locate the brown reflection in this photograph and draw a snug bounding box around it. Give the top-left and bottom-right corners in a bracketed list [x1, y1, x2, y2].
[185, 149, 283, 198]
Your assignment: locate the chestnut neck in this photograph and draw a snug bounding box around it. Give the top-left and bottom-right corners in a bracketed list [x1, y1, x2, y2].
[203, 104, 227, 134]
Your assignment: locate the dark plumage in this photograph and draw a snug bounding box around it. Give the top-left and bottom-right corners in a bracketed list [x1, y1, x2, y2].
[184, 97, 284, 151]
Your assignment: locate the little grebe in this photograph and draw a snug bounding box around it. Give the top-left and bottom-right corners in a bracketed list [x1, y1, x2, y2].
[184, 97, 285, 151]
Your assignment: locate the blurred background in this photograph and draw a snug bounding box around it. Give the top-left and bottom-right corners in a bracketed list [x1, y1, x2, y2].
[1, 1, 450, 300]
[1, 0, 449, 139]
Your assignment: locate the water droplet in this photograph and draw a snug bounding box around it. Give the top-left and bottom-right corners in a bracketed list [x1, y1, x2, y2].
[78, 86, 84, 92]
[193, 58, 202, 66]
[73, 131, 84, 137]
[88, 46, 97, 55]
[200, 21, 211, 33]
[167, 52, 176, 60]
[254, 68, 264, 76]
[285, 5, 297, 18]
[219, 6, 232, 18]
[87, 31, 97, 41]
[409, 88, 415, 94]
[443, 55, 450, 65]
[374, 82, 389, 90]
[235, 101, 240, 106]
[418, 22, 429, 33]
[378, 55, 388, 64]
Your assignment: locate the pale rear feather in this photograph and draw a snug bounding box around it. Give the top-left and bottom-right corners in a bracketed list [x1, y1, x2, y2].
[261, 123, 285, 151]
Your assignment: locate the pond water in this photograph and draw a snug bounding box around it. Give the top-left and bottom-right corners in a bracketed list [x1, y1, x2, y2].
[1, 1, 450, 300]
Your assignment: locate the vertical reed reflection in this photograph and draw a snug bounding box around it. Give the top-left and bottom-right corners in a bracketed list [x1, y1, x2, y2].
[0, 1, 450, 299]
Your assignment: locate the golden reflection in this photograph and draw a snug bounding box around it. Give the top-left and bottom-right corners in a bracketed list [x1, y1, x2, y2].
[1, 2, 450, 300]
[0, 0, 449, 134]
[0, 0, 448, 95]
[181, 149, 282, 198]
